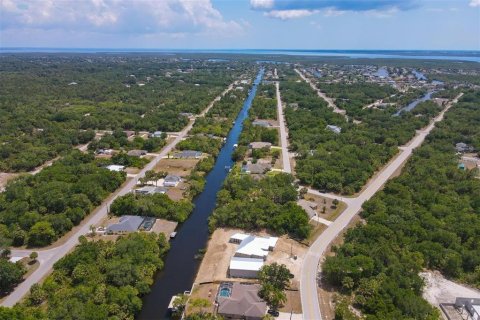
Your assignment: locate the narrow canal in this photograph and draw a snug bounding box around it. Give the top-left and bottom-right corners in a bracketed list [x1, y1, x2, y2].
[138, 67, 265, 320]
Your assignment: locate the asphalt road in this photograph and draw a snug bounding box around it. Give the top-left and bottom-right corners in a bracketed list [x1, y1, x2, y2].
[295, 68, 347, 116]
[300, 93, 463, 320]
[2, 82, 236, 308]
[275, 80, 292, 174]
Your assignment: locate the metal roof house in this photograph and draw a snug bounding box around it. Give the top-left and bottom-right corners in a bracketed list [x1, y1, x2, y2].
[163, 174, 181, 187]
[134, 186, 168, 195]
[217, 283, 267, 320]
[106, 215, 144, 234]
[173, 150, 203, 159]
[227, 233, 278, 279]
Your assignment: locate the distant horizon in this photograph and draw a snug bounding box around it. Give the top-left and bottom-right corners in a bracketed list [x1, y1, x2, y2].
[2, 47, 480, 52]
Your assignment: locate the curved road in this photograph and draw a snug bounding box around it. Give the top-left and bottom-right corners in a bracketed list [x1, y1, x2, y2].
[1, 81, 237, 308]
[300, 93, 463, 320]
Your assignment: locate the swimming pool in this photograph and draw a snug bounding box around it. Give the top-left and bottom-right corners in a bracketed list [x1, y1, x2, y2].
[218, 287, 231, 297]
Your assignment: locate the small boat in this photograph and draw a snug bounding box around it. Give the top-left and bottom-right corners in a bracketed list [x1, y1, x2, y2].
[233, 144, 238, 148]
[170, 232, 177, 239]
[225, 166, 231, 172]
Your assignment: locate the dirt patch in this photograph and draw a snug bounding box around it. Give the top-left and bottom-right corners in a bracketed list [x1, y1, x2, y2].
[151, 219, 178, 238]
[280, 290, 302, 314]
[186, 283, 219, 315]
[302, 193, 346, 221]
[0, 172, 19, 191]
[267, 237, 307, 289]
[195, 228, 239, 283]
[166, 181, 189, 201]
[154, 158, 199, 176]
[421, 270, 480, 306]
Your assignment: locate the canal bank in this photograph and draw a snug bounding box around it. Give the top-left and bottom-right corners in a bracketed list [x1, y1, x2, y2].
[138, 67, 265, 320]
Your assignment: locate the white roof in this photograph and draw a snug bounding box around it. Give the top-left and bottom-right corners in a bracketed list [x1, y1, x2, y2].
[9, 257, 23, 263]
[230, 233, 250, 242]
[235, 234, 278, 258]
[106, 165, 125, 172]
[230, 257, 264, 271]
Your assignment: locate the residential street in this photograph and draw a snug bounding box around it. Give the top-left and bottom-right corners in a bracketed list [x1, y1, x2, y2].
[275, 80, 291, 173]
[295, 68, 347, 116]
[300, 93, 463, 320]
[1, 81, 237, 308]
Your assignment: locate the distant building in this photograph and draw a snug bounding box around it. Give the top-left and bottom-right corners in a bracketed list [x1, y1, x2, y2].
[127, 149, 147, 157]
[229, 257, 265, 279]
[163, 174, 181, 187]
[456, 142, 474, 153]
[173, 150, 202, 159]
[135, 186, 168, 195]
[248, 142, 272, 150]
[106, 165, 125, 172]
[217, 283, 267, 320]
[150, 131, 163, 138]
[106, 215, 144, 234]
[252, 120, 271, 128]
[326, 125, 342, 134]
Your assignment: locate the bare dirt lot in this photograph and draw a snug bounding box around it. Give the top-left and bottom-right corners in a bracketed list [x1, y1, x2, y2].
[0, 172, 19, 191]
[151, 219, 178, 238]
[303, 193, 347, 221]
[187, 283, 219, 315]
[421, 270, 480, 306]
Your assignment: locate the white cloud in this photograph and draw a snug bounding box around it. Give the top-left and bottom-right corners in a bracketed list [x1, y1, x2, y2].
[469, 0, 480, 7]
[250, 0, 274, 9]
[265, 9, 318, 20]
[0, 0, 243, 36]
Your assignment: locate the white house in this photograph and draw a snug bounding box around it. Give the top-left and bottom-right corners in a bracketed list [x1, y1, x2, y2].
[228, 233, 278, 279]
[163, 175, 181, 187]
[106, 165, 125, 172]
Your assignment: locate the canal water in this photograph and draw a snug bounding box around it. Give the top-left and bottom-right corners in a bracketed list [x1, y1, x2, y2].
[138, 67, 264, 320]
[394, 90, 435, 116]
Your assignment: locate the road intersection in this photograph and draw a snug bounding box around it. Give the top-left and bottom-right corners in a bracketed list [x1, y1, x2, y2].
[2, 81, 237, 307]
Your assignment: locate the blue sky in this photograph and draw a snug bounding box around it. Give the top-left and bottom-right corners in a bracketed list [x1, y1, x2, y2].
[0, 0, 479, 50]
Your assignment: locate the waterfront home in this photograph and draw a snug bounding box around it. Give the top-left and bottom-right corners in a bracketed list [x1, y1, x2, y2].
[163, 174, 181, 187]
[227, 233, 278, 279]
[241, 163, 271, 175]
[106, 215, 144, 234]
[134, 186, 168, 195]
[248, 142, 272, 150]
[173, 150, 202, 159]
[217, 283, 267, 320]
[252, 120, 271, 128]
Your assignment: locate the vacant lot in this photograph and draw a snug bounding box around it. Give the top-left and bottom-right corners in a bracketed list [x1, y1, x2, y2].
[303, 193, 346, 221]
[154, 158, 199, 177]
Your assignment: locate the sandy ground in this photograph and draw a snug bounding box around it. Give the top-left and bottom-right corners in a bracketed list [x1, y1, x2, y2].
[154, 158, 200, 177]
[421, 271, 480, 306]
[151, 219, 178, 238]
[302, 193, 346, 221]
[0, 172, 19, 192]
[187, 283, 219, 315]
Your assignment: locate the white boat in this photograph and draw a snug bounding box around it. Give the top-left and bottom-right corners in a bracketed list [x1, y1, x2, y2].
[170, 232, 177, 239]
